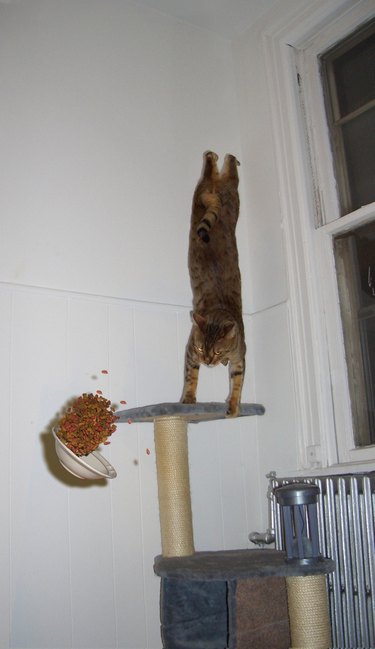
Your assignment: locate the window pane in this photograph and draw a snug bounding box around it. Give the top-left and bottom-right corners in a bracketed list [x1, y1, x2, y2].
[360, 315, 375, 436]
[334, 221, 375, 447]
[321, 20, 375, 215]
[333, 31, 375, 117]
[342, 106, 375, 211]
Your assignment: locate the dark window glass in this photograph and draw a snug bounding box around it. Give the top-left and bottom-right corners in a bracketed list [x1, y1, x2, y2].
[321, 21, 375, 214]
[333, 31, 375, 116]
[342, 106, 375, 210]
[334, 221, 375, 447]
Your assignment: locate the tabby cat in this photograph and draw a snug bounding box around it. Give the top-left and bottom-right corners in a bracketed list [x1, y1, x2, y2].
[181, 151, 246, 417]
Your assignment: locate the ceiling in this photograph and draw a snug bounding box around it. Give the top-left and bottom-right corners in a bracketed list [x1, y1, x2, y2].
[0, 0, 281, 38]
[132, 0, 280, 39]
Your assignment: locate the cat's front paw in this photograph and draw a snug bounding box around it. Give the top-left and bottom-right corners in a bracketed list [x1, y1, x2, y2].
[226, 401, 240, 418]
[181, 395, 197, 404]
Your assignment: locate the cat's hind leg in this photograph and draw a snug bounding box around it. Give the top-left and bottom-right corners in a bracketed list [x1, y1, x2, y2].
[221, 153, 240, 183]
[202, 150, 219, 180]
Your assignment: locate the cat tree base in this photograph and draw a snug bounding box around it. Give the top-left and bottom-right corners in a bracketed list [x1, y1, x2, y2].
[155, 550, 334, 649]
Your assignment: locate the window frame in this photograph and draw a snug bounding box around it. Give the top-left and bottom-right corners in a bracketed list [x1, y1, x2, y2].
[262, 0, 375, 470]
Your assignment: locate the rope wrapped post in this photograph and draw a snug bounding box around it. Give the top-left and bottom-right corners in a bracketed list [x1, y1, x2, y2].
[286, 574, 331, 649]
[154, 416, 195, 557]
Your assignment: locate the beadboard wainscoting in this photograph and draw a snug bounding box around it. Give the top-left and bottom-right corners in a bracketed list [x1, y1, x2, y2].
[0, 282, 268, 649]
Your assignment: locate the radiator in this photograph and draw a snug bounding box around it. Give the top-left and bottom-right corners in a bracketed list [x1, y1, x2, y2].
[268, 472, 375, 649]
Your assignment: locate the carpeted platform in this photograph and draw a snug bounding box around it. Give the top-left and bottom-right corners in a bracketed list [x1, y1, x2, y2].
[116, 401, 265, 423]
[154, 548, 334, 579]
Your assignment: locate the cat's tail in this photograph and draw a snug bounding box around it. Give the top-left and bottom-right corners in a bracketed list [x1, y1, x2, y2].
[197, 191, 221, 243]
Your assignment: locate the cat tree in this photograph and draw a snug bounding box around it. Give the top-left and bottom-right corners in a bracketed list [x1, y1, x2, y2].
[53, 401, 334, 649]
[115, 402, 334, 649]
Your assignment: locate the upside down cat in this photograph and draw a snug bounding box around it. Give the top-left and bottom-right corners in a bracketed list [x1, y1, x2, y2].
[181, 151, 246, 417]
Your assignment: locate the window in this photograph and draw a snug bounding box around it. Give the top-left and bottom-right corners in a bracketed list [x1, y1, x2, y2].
[264, 3, 375, 467]
[320, 21, 375, 450]
[321, 22, 375, 215]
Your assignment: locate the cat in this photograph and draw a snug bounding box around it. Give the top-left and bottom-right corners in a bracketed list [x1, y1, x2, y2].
[181, 151, 246, 417]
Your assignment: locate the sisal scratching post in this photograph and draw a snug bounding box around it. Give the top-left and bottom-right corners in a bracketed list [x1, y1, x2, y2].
[286, 574, 331, 649]
[154, 416, 195, 557]
[116, 403, 265, 557]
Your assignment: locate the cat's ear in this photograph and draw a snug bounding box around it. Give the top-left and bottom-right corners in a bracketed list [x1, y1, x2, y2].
[192, 312, 207, 331]
[222, 321, 237, 339]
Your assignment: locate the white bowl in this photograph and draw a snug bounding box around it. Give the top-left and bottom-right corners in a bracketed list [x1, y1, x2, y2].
[52, 428, 117, 480]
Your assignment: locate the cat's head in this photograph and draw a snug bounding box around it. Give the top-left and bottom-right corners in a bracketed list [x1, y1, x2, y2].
[191, 312, 237, 367]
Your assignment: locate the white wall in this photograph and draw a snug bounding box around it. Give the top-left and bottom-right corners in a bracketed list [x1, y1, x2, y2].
[0, 0, 253, 308]
[3, 0, 347, 646]
[0, 1, 263, 648]
[232, 6, 304, 506]
[1, 283, 262, 649]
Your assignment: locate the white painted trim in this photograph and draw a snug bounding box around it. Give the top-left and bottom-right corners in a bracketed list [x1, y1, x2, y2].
[263, 29, 329, 469]
[262, 0, 375, 469]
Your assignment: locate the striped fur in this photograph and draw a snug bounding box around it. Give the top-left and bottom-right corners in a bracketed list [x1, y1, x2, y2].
[181, 151, 246, 417]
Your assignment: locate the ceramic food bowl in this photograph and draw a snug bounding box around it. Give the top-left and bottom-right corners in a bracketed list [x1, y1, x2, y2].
[52, 428, 117, 480]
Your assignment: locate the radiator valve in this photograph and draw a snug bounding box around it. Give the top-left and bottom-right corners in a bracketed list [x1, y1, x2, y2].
[248, 529, 275, 545]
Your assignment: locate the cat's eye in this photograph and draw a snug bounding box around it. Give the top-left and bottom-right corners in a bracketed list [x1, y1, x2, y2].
[214, 350, 221, 355]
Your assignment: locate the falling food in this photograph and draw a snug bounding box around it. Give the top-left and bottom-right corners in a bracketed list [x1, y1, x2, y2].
[120, 400, 127, 405]
[56, 393, 118, 456]
[127, 418, 132, 424]
[146, 448, 151, 455]
[101, 369, 109, 375]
